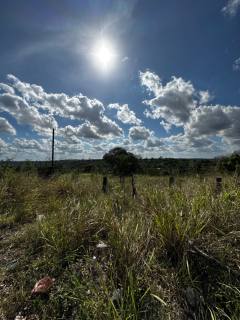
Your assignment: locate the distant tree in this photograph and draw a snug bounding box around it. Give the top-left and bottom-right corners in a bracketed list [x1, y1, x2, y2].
[217, 152, 240, 173]
[103, 147, 140, 176]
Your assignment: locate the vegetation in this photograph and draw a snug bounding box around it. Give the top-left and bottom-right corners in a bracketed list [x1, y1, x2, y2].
[103, 147, 140, 176]
[0, 156, 217, 176]
[217, 152, 240, 174]
[0, 169, 240, 319]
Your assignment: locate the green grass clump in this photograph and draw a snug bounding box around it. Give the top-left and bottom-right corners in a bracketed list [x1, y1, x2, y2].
[0, 172, 240, 319]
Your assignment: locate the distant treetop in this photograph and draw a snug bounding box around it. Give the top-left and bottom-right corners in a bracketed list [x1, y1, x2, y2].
[103, 147, 140, 176]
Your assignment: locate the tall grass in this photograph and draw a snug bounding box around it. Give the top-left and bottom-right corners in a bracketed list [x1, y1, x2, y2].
[0, 171, 239, 319]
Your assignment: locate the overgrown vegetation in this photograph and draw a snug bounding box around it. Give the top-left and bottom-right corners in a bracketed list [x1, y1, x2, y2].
[0, 170, 240, 319]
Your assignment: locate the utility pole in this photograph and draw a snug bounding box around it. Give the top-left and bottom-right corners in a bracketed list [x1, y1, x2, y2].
[51, 128, 55, 170]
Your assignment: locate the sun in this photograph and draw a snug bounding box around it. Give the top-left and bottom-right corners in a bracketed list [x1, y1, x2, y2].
[92, 39, 116, 72]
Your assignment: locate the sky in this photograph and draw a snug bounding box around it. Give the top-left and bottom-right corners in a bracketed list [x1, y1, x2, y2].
[0, 0, 240, 160]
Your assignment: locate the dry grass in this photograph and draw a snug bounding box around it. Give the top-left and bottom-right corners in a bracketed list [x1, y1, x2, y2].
[0, 170, 240, 319]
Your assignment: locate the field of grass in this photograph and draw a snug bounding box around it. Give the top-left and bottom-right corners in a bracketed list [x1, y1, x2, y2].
[0, 169, 240, 319]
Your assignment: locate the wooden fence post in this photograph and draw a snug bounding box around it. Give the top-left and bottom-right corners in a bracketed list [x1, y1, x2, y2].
[51, 128, 55, 173]
[169, 176, 175, 187]
[215, 177, 222, 195]
[102, 176, 108, 193]
[131, 175, 137, 198]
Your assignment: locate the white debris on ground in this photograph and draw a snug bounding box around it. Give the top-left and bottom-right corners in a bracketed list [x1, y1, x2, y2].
[96, 241, 108, 248]
[14, 315, 26, 320]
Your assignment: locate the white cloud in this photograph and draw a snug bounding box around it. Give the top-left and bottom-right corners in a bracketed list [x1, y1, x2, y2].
[13, 138, 45, 152]
[161, 134, 217, 157]
[160, 120, 172, 132]
[140, 70, 161, 95]
[184, 105, 240, 146]
[7, 137, 84, 159]
[60, 123, 102, 140]
[0, 93, 57, 135]
[1, 70, 240, 160]
[0, 83, 15, 94]
[140, 70, 240, 152]
[5, 74, 123, 138]
[0, 117, 16, 135]
[199, 90, 213, 104]
[222, 0, 240, 16]
[233, 57, 240, 71]
[185, 105, 232, 137]
[0, 138, 7, 148]
[129, 125, 152, 140]
[109, 103, 142, 125]
[146, 138, 164, 148]
[141, 72, 196, 126]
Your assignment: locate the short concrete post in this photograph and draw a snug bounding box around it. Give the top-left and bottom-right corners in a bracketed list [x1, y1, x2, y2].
[102, 176, 108, 193]
[215, 177, 222, 195]
[131, 175, 137, 198]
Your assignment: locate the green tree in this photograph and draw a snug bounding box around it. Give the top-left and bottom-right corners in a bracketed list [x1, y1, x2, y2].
[217, 152, 240, 173]
[103, 147, 140, 176]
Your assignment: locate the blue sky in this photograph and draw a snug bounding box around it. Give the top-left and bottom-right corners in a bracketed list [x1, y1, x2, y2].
[0, 0, 240, 160]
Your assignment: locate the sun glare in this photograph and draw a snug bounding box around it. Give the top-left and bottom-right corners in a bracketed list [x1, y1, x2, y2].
[92, 39, 116, 72]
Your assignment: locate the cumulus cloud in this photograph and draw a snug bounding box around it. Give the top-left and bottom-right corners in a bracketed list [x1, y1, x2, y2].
[141, 72, 196, 126]
[1, 71, 240, 159]
[163, 134, 214, 155]
[13, 138, 45, 152]
[109, 103, 142, 125]
[184, 105, 240, 147]
[0, 83, 15, 94]
[55, 140, 82, 155]
[0, 92, 57, 135]
[199, 90, 213, 104]
[140, 70, 240, 152]
[146, 138, 164, 148]
[222, 0, 240, 16]
[9, 137, 84, 159]
[129, 125, 152, 140]
[0, 117, 16, 135]
[0, 138, 7, 148]
[4, 74, 123, 138]
[140, 70, 161, 95]
[185, 105, 232, 137]
[160, 120, 172, 132]
[60, 123, 102, 140]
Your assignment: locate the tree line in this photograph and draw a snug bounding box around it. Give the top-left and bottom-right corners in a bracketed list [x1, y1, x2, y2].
[1, 148, 240, 176]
